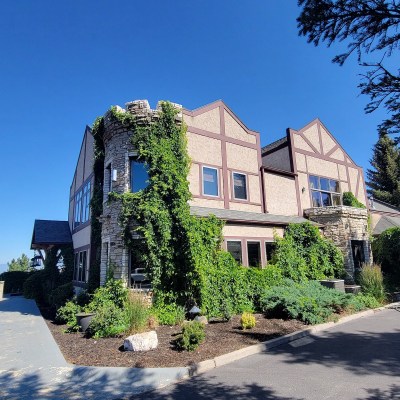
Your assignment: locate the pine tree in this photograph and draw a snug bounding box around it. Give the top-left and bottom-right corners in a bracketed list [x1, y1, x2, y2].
[367, 132, 400, 206]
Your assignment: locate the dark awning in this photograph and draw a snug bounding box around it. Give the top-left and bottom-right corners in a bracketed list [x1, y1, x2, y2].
[31, 220, 72, 250]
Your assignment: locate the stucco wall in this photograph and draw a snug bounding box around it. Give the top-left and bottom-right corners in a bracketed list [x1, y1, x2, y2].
[183, 107, 221, 134]
[224, 110, 256, 144]
[264, 172, 298, 215]
[187, 132, 222, 166]
[226, 143, 259, 172]
[223, 224, 283, 238]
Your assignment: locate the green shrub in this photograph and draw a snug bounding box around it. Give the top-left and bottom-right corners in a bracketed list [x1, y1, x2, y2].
[125, 293, 152, 334]
[342, 192, 366, 208]
[23, 270, 48, 304]
[88, 300, 127, 338]
[0, 271, 33, 294]
[244, 265, 284, 311]
[348, 293, 381, 312]
[86, 278, 128, 312]
[49, 282, 74, 309]
[55, 300, 82, 331]
[176, 321, 205, 351]
[152, 302, 186, 326]
[273, 223, 345, 282]
[261, 280, 352, 325]
[358, 263, 386, 303]
[372, 227, 400, 281]
[198, 251, 253, 318]
[241, 312, 256, 329]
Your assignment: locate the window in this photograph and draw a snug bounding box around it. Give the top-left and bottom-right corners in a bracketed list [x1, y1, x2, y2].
[233, 172, 247, 200]
[309, 175, 341, 207]
[247, 241, 261, 268]
[130, 159, 149, 192]
[73, 250, 88, 283]
[202, 167, 219, 196]
[265, 242, 276, 263]
[73, 180, 91, 229]
[227, 241, 242, 264]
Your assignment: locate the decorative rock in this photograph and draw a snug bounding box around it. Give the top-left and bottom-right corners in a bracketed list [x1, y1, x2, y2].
[194, 315, 208, 325]
[124, 331, 158, 352]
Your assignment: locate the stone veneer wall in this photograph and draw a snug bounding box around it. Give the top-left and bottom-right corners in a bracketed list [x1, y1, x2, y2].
[304, 206, 372, 283]
[99, 100, 182, 286]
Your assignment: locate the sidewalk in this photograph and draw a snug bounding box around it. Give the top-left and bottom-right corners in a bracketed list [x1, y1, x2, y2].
[0, 296, 188, 399]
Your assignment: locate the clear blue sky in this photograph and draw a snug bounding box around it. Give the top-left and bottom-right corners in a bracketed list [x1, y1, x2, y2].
[0, 1, 387, 265]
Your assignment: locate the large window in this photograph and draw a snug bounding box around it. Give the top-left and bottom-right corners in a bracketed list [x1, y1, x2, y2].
[74, 250, 88, 282]
[227, 241, 242, 264]
[202, 166, 219, 196]
[247, 241, 261, 268]
[233, 172, 247, 200]
[130, 159, 149, 192]
[309, 175, 341, 207]
[74, 180, 91, 228]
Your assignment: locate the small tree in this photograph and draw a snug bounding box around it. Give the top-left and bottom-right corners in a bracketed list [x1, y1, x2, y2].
[367, 132, 400, 206]
[7, 254, 30, 272]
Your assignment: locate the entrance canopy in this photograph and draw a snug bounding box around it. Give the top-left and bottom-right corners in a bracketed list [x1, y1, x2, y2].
[31, 220, 72, 251]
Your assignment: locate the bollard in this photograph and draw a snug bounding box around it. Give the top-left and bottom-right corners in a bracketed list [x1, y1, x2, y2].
[0, 281, 4, 299]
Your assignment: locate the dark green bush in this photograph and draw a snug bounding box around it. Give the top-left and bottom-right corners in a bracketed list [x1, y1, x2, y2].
[23, 270, 48, 304]
[0, 271, 32, 294]
[273, 223, 345, 282]
[347, 293, 381, 312]
[372, 227, 400, 281]
[358, 263, 386, 303]
[49, 282, 74, 309]
[261, 280, 352, 324]
[55, 300, 81, 331]
[86, 278, 128, 311]
[176, 321, 205, 351]
[342, 192, 366, 208]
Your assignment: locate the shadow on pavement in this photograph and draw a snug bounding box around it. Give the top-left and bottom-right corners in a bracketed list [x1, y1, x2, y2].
[268, 329, 400, 377]
[0, 366, 185, 400]
[132, 374, 304, 400]
[357, 384, 400, 400]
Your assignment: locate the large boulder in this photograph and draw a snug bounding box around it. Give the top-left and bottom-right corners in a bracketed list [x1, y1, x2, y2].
[124, 331, 158, 352]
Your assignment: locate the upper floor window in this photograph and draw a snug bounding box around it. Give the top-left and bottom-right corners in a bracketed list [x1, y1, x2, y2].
[202, 166, 219, 197]
[233, 172, 247, 200]
[74, 180, 91, 228]
[130, 159, 149, 192]
[309, 175, 341, 207]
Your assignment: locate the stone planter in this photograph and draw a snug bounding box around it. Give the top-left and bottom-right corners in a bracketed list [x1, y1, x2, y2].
[319, 279, 345, 293]
[76, 312, 95, 332]
[0, 281, 4, 299]
[345, 285, 362, 295]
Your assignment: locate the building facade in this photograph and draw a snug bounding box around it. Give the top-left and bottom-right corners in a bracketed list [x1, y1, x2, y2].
[32, 99, 372, 287]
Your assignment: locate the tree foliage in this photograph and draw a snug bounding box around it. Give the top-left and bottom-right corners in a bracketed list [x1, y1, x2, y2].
[7, 253, 30, 272]
[298, 0, 400, 135]
[366, 131, 400, 205]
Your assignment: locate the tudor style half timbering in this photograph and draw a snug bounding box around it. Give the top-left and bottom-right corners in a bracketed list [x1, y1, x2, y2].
[262, 119, 371, 281]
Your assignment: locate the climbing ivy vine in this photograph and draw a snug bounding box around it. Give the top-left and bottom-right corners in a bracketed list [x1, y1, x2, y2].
[88, 116, 105, 292]
[108, 102, 223, 305]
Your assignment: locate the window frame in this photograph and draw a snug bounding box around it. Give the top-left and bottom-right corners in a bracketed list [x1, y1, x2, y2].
[73, 179, 92, 230]
[130, 158, 149, 193]
[202, 165, 220, 197]
[265, 241, 276, 264]
[232, 171, 248, 201]
[309, 174, 342, 208]
[246, 240, 262, 268]
[226, 240, 243, 265]
[73, 250, 88, 283]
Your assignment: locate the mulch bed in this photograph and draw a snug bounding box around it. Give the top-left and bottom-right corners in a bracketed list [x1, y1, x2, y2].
[44, 314, 305, 368]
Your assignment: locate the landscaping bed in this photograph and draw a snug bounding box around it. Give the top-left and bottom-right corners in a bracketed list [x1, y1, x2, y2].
[44, 314, 305, 368]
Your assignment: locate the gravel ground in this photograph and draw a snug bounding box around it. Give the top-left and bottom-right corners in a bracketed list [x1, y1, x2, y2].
[45, 314, 305, 368]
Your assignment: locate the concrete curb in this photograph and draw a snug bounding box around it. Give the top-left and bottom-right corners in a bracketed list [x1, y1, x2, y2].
[187, 302, 400, 377]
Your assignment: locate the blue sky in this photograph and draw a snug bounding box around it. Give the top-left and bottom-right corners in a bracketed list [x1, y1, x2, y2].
[0, 1, 387, 264]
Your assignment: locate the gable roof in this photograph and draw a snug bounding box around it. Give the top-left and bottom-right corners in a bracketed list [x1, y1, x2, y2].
[261, 136, 287, 155]
[373, 215, 400, 235]
[31, 220, 72, 249]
